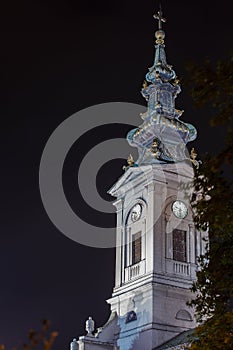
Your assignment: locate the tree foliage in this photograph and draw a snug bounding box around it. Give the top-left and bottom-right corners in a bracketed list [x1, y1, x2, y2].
[185, 56, 233, 349]
[0, 320, 58, 350]
[191, 311, 233, 350]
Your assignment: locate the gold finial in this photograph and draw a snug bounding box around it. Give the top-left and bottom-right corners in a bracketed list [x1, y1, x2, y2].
[175, 109, 184, 117]
[150, 138, 160, 159]
[123, 154, 135, 171]
[127, 154, 135, 166]
[134, 128, 141, 137]
[190, 148, 200, 168]
[190, 148, 197, 160]
[143, 80, 148, 89]
[155, 30, 165, 45]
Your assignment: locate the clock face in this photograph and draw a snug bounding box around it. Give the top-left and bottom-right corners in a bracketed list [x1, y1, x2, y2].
[172, 200, 188, 219]
[131, 204, 142, 222]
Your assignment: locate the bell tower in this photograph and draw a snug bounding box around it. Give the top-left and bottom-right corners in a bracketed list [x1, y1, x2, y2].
[106, 5, 205, 350]
[71, 6, 206, 350]
[107, 164, 204, 350]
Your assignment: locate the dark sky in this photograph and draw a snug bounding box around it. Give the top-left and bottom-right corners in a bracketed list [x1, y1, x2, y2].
[1, 0, 233, 349]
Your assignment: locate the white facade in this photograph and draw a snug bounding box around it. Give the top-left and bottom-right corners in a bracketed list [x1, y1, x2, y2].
[70, 6, 206, 349]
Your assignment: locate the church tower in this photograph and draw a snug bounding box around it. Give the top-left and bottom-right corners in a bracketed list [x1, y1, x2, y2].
[72, 6, 206, 350]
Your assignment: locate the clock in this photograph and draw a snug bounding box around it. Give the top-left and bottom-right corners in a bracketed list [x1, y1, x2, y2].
[172, 200, 188, 219]
[131, 203, 142, 222]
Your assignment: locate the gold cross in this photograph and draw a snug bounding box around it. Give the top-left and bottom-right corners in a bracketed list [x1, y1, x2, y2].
[153, 5, 166, 30]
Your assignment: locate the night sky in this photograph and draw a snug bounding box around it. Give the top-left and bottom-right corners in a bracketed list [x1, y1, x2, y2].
[2, 0, 233, 349]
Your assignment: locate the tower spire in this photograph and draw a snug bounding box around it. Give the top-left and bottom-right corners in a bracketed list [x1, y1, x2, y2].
[126, 7, 197, 165]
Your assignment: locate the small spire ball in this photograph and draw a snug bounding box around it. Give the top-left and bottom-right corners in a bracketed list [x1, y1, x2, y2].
[155, 30, 165, 40]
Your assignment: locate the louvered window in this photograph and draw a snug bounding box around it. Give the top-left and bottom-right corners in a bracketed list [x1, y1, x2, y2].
[173, 229, 186, 262]
[132, 232, 142, 265]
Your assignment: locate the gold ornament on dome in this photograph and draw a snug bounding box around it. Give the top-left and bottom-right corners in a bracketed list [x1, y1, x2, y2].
[150, 138, 160, 159]
[190, 148, 200, 168]
[127, 154, 135, 166]
[142, 80, 148, 89]
[123, 154, 135, 171]
[174, 78, 180, 85]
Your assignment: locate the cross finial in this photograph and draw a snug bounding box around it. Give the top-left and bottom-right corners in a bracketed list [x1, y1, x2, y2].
[153, 3, 166, 30]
